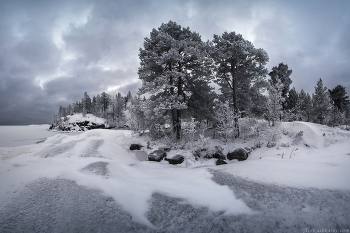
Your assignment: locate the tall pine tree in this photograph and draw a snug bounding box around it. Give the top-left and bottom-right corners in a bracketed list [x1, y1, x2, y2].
[211, 31, 269, 135]
[138, 21, 212, 139]
[312, 78, 333, 125]
[268, 63, 292, 111]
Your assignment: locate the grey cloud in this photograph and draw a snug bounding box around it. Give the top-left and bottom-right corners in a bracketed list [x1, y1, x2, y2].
[1, 0, 350, 124]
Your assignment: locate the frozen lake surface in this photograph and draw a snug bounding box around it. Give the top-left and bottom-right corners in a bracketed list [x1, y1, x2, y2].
[0, 125, 64, 147]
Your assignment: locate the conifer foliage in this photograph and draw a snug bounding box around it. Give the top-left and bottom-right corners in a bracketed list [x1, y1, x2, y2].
[138, 21, 212, 139]
[211, 32, 269, 135]
[312, 79, 333, 125]
[51, 21, 350, 137]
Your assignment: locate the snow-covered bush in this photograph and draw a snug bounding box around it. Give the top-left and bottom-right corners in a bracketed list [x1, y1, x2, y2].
[214, 101, 239, 140]
[265, 124, 281, 148]
[182, 118, 199, 147]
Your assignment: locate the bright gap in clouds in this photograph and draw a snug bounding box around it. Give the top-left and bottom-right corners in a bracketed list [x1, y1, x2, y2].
[52, 5, 92, 49]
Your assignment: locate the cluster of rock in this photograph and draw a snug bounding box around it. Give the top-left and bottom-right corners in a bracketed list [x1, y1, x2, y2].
[49, 121, 106, 132]
[129, 143, 254, 166]
[129, 144, 184, 165]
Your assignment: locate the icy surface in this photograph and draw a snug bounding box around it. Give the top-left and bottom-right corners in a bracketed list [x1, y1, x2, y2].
[0, 125, 63, 147]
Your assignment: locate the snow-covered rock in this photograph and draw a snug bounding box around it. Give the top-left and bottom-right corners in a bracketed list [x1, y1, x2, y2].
[216, 159, 227, 165]
[148, 150, 167, 162]
[50, 114, 107, 132]
[165, 154, 184, 165]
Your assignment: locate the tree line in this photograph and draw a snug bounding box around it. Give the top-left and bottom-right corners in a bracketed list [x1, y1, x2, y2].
[52, 21, 350, 139]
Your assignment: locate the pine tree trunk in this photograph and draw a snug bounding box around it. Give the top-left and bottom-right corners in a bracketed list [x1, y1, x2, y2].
[169, 68, 178, 135]
[230, 65, 240, 138]
[176, 76, 182, 140]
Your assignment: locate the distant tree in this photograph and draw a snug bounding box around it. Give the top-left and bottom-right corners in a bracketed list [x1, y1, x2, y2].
[114, 92, 125, 127]
[312, 78, 333, 125]
[297, 89, 309, 121]
[138, 21, 212, 139]
[304, 93, 313, 122]
[67, 104, 73, 116]
[82, 92, 92, 115]
[91, 96, 97, 115]
[265, 79, 285, 126]
[268, 63, 292, 111]
[247, 80, 269, 117]
[328, 85, 349, 113]
[211, 31, 269, 135]
[100, 92, 110, 113]
[284, 87, 299, 121]
[286, 87, 298, 110]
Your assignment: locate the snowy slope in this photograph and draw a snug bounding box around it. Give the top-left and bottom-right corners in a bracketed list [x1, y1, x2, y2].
[0, 130, 251, 227]
[214, 121, 350, 190]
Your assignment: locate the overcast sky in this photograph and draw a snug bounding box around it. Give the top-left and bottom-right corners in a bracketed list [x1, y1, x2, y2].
[0, 0, 349, 125]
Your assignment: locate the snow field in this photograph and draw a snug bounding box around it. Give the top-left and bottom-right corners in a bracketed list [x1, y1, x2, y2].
[0, 129, 251, 228]
[0, 121, 349, 231]
[213, 121, 350, 190]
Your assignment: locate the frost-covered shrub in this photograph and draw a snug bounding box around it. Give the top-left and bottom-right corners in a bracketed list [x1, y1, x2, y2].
[182, 118, 199, 147]
[149, 123, 175, 141]
[214, 101, 239, 140]
[265, 124, 281, 148]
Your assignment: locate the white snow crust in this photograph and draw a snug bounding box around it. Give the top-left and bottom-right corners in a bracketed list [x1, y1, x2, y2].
[0, 121, 349, 227]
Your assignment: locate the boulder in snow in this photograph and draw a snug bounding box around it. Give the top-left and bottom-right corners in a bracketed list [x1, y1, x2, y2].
[212, 151, 226, 160]
[216, 159, 227, 165]
[227, 148, 249, 161]
[165, 154, 185, 165]
[148, 150, 167, 162]
[129, 144, 142, 150]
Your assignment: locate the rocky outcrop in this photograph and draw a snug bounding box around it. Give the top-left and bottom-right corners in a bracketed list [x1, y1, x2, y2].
[194, 146, 226, 160]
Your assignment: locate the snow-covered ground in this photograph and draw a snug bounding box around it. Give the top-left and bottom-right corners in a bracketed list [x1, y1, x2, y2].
[0, 122, 349, 232]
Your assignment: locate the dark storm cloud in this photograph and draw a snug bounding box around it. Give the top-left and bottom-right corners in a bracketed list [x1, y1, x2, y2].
[0, 0, 349, 124]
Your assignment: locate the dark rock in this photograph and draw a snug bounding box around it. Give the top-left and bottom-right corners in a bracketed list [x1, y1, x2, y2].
[227, 148, 249, 161]
[216, 159, 227, 165]
[148, 150, 167, 162]
[212, 151, 226, 160]
[129, 144, 142, 150]
[165, 155, 185, 165]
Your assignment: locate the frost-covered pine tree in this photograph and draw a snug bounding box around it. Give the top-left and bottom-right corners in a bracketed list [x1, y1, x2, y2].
[266, 80, 285, 126]
[211, 32, 269, 135]
[214, 101, 240, 139]
[285, 87, 299, 121]
[82, 92, 92, 116]
[268, 63, 293, 111]
[312, 78, 333, 125]
[138, 21, 212, 139]
[328, 85, 350, 113]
